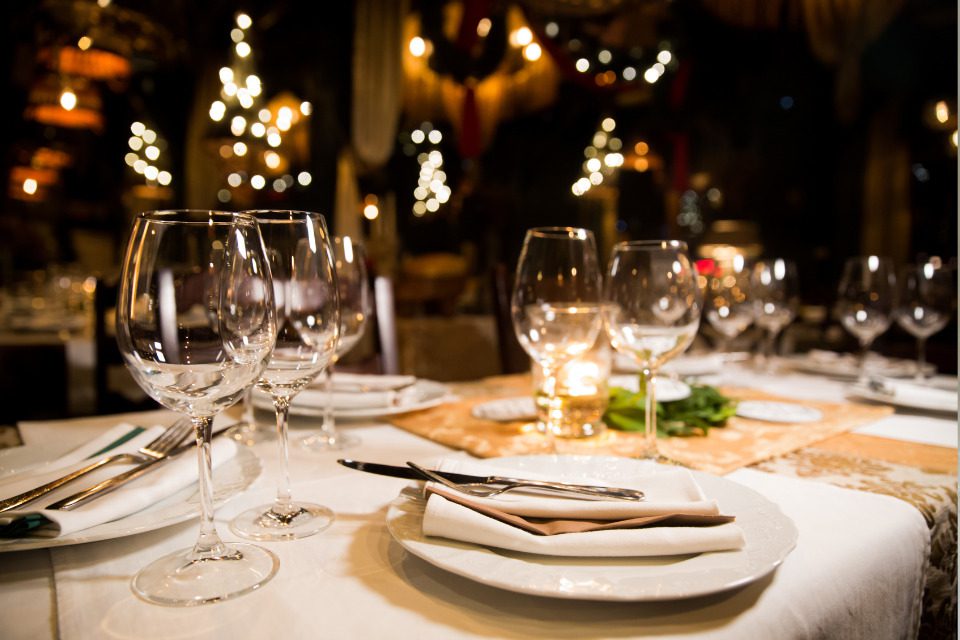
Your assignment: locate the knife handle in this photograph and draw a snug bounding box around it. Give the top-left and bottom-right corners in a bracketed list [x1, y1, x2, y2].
[47, 456, 173, 511]
[489, 476, 646, 501]
[0, 453, 138, 513]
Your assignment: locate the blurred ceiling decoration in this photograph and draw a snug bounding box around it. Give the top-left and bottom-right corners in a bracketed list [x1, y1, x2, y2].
[37, 0, 179, 66]
[353, 0, 407, 169]
[403, 2, 561, 159]
[203, 12, 313, 207]
[38, 45, 131, 82]
[7, 145, 75, 204]
[701, 0, 906, 122]
[24, 74, 104, 131]
[519, 0, 679, 102]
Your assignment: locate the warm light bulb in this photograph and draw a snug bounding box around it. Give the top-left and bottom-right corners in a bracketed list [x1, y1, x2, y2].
[409, 37, 426, 57]
[77, 36, 92, 50]
[23, 178, 37, 195]
[236, 13, 252, 29]
[523, 43, 542, 62]
[59, 89, 77, 111]
[363, 204, 379, 220]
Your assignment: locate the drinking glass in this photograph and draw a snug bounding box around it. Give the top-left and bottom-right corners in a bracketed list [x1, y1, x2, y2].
[895, 260, 954, 380]
[227, 386, 274, 445]
[116, 210, 278, 606]
[301, 236, 371, 451]
[511, 227, 603, 439]
[835, 255, 896, 381]
[704, 254, 754, 354]
[603, 240, 702, 458]
[230, 210, 340, 541]
[750, 258, 799, 371]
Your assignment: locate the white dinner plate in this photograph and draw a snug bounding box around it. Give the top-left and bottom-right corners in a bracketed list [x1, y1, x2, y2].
[386, 455, 798, 601]
[0, 446, 262, 552]
[735, 400, 824, 423]
[845, 381, 958, 414]
[784, 351, 934, 380]
[252, 378, 452, 420]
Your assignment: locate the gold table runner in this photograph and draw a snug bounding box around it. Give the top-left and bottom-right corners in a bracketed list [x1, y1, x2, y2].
[387, 380, 894, 474]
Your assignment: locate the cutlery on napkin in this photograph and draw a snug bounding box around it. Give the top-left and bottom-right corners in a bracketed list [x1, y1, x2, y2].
[0, 429, 238, 539]
[417, 459, 745, 557]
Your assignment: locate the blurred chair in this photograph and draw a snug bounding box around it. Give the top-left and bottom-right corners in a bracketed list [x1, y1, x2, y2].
[490, 262, 530, 374]
[93, 276, 157, 415]
[394, 252, 469, 316]
[373, 276, 400, 375]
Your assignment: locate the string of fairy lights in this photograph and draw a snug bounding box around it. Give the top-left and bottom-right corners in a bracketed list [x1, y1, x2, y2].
[124, 121, 172, 187]
[571, 117, 624, 196]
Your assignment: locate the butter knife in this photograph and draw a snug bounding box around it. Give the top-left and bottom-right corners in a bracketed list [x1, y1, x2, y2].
[338, 459, 645, 501]
[47, 427, 232, 511]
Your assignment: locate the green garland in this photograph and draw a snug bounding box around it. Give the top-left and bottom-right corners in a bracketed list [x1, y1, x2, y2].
[603, 383, 737, 437]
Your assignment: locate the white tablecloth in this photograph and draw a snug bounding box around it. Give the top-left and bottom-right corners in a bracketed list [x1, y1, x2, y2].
[1, 362, 953, 640]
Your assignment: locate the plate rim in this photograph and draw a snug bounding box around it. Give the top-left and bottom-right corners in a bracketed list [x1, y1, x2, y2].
[253, 378, 452, 419]
[0, 446, 262, 552]
[386, 454, 798, 601]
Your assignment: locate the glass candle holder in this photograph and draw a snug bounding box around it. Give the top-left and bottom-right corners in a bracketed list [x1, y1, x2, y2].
[532, 340, 611, 438]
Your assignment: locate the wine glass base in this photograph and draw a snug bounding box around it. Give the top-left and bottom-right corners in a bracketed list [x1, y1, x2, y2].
[230, 503, 334, 541]
[227, 421, 275, 446]
[131, 542, 278, 607]
[299, 431, 360, 452]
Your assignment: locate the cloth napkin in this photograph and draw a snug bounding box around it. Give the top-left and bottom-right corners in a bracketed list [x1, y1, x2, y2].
[0, 423, 145, 479]
[0, 426, 238, 538]
[420, 459, 745, 557]
[296, 382, 421, 410]
[326, 372, 417, 392]
[875, 379, 958, 413]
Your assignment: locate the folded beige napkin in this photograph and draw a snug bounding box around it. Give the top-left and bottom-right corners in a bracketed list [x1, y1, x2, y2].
[420, 459, 745, 557]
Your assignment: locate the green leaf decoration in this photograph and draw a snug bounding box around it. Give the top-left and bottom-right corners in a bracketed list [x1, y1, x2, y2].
[603, 382, 738, 438]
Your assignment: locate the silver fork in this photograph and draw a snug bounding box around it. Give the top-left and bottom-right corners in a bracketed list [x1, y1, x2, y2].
[406, 462, 645, 502]
[0, 419, 193, 512]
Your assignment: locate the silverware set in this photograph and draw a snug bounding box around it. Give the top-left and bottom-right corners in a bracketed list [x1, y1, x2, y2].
[0, 419, 210, 513]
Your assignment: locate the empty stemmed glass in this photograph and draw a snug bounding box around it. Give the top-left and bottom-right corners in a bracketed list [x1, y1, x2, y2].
[116, 210, 278, 606]
[301, 236, 371, 452]
[751, 258, 799, 371]
[835, 255, 896, 382]
[511, 227, 603, 440]
[603, 241, 702, 459]
[895, 259, 954, 380]
[704, 254, 754, 355]
[230, 210, 340, 541]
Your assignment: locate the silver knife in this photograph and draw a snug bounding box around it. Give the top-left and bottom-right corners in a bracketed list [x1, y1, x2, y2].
[337, 459, 645, 501]
[48, 427, 232, 511]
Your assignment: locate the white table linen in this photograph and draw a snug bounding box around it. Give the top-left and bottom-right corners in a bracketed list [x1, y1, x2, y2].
[0, 363, 950, 640]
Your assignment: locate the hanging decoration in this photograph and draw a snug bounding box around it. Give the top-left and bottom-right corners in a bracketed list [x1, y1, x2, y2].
[571, 116, 624, 197]
[402, 2, 560, 160]
[123, 120, 173, 199]
[399, 122, 452, 217]
[206, 12, 312, 205]
[520, 1, 680, 97]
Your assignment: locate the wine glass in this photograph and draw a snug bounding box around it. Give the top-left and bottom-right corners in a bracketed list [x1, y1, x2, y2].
[230, 210, 340, 541]
[895, 259, 954, 380]
[704, 254, 754, 355]
[227, 386, 274, 445]
[301, 236, 371, 452]
[603, 241, 702, 458]
[511, 227, 603, 439]
[835, 255, 896, 381]
[750, 258, 799, 371]
[116, 210, 278, 606]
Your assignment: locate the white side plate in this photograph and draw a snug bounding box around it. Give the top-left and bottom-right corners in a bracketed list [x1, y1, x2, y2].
[0, 447, 261, 552]
[735, 400, 824, 423]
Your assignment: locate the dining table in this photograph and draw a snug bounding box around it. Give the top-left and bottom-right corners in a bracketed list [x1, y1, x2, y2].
[0, 355, 955, 640]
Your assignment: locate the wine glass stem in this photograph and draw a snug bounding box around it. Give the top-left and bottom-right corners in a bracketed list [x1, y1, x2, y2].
[857, 339, 872, 383]
[271, 397, 297, 516]
[916, 337, 927, 380]
[190, 415, 230, 559]
[640, 368, 657, 458]
[321, 365, 337, 440]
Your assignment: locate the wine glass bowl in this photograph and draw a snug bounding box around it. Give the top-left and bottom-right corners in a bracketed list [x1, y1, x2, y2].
[835, 255, 896, 380]
[116, 209, 279, 606]
[603, 240, 702, 458]
[301, 236, 371, 452]
[750, 258, 799, 370]
[704, 255, 754, 353]
[511, 227, 603, 438]
[230, 210, 339, 541]
[895, 259, 955, 379]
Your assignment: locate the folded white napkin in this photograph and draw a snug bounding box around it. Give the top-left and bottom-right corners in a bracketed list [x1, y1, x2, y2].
[296, 384, 421, 410]
[421, 459, 745, 557]
[0, 423, 144, 480]
[872, 379, 958, 412]
[327, 372, 417, 392]
[0, 426, 238, 538]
